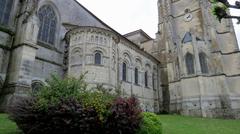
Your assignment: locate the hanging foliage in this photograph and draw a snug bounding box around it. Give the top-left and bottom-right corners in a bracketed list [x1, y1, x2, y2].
[209, 0, 240, 23]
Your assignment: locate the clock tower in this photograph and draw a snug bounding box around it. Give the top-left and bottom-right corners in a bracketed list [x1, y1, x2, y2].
[156, 0, 240, 118]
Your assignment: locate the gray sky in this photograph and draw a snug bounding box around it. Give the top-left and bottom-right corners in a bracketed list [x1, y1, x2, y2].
[77, 0, 239, 46]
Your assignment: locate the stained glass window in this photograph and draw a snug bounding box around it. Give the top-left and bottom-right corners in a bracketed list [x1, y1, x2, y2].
[38, 5, 57, 45]
[0, 0, 13, 25]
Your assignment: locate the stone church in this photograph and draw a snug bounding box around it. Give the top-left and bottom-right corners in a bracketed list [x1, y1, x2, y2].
[0, 0, 239, 118]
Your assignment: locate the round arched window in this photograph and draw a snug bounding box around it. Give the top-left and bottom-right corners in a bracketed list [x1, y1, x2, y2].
[31, 81, 44, 93]
[122, 62, 127, 81]
[135, 68, 138, 84]
[94, 52, 102, 65]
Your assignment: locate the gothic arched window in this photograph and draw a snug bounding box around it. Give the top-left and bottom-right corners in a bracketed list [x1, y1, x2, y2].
[38, 5, 57, 45]
[95, 52, 102, 65]
[145, 71, 148, 87]
[122, 62, 127, 81]
[0, 0, 14, 25]
[185, 53, 195, 75]
[182, 32, 192, 44]
[135, 68, 138, 85]
[199, 53, 208, 74]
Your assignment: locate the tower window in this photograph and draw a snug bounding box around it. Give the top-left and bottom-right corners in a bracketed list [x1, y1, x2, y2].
[38, 5, 57, 45]
[135, 68, 138, 85]
[182, 32, 192, 44]
[0, 0, 14, 25]
[122, 62, 127, 81]
[94, 52, 102, 65]
[199, 53, 208, 74]
[184, 9, 190, 13]
[185, 53, 195, 75]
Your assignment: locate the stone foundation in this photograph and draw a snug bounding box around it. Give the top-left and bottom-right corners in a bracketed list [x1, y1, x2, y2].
[169, 97, 240, 119]
[0, 84, 31, 112]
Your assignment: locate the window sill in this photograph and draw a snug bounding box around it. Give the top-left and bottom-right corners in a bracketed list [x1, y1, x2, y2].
[88, 64, 104, 67]
[145, 86, 151, 89]
[134, 83, 141, 86]
[37, 41, 54, 49]
[0, 25, 15, 35]
[122, 80, 131, 84]
[37, 41, 63, 54]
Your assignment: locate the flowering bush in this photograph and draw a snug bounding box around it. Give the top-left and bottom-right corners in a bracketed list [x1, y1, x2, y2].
[104, 97, 143, 134]
[9, 98, 101, 134]
[8, 75, 145, 134]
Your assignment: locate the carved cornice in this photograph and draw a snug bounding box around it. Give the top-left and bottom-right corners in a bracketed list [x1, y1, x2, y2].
[65, 26, 120, 44]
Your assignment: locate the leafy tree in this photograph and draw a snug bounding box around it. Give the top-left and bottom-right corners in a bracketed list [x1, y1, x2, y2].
[209, 0, 240, 23]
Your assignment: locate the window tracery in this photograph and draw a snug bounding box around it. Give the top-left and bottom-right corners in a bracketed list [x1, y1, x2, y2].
[0, 0, 14, 25]
[186, 53, 195, 75]
[38, 5, 57, 45]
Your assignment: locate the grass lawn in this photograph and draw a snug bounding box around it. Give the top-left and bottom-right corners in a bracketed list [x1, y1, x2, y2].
[159, 115, 240, 134]
[0, 114, 239, 134]
[0, 114, 20, 134]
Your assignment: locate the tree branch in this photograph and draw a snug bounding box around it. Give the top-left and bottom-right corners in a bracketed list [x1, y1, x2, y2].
[228, 4, 240, 9]
[224, 15, 240, 19]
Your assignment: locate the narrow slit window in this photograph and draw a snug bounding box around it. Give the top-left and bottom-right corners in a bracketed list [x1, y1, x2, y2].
[145, 71, 148, 87]
[122, 62, 127, 81]
[135, 68, 138, 84]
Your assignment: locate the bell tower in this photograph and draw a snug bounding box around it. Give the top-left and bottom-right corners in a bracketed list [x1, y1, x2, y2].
[156, 0, 240, 118]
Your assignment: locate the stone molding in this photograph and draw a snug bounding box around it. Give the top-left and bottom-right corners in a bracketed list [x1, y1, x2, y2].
[65, 26, 120, 44]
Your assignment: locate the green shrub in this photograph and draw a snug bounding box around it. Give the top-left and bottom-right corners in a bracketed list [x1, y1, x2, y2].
[137, 112, 162, 134]
[34, 75, 115, 120]
[33, 75, 87, 111]
[8, 75, 115, 134]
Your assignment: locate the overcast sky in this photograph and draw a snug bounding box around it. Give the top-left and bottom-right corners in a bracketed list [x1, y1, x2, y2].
[77, 0, 240, 46]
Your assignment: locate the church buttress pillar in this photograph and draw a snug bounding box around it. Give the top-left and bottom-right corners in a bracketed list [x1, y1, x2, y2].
[0, 0, 39, 112]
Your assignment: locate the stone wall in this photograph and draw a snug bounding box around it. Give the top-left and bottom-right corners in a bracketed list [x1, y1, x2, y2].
[168, 75, 240, 118]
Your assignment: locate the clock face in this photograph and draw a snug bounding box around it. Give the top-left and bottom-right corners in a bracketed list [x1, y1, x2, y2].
[184, 13, 193, 22]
